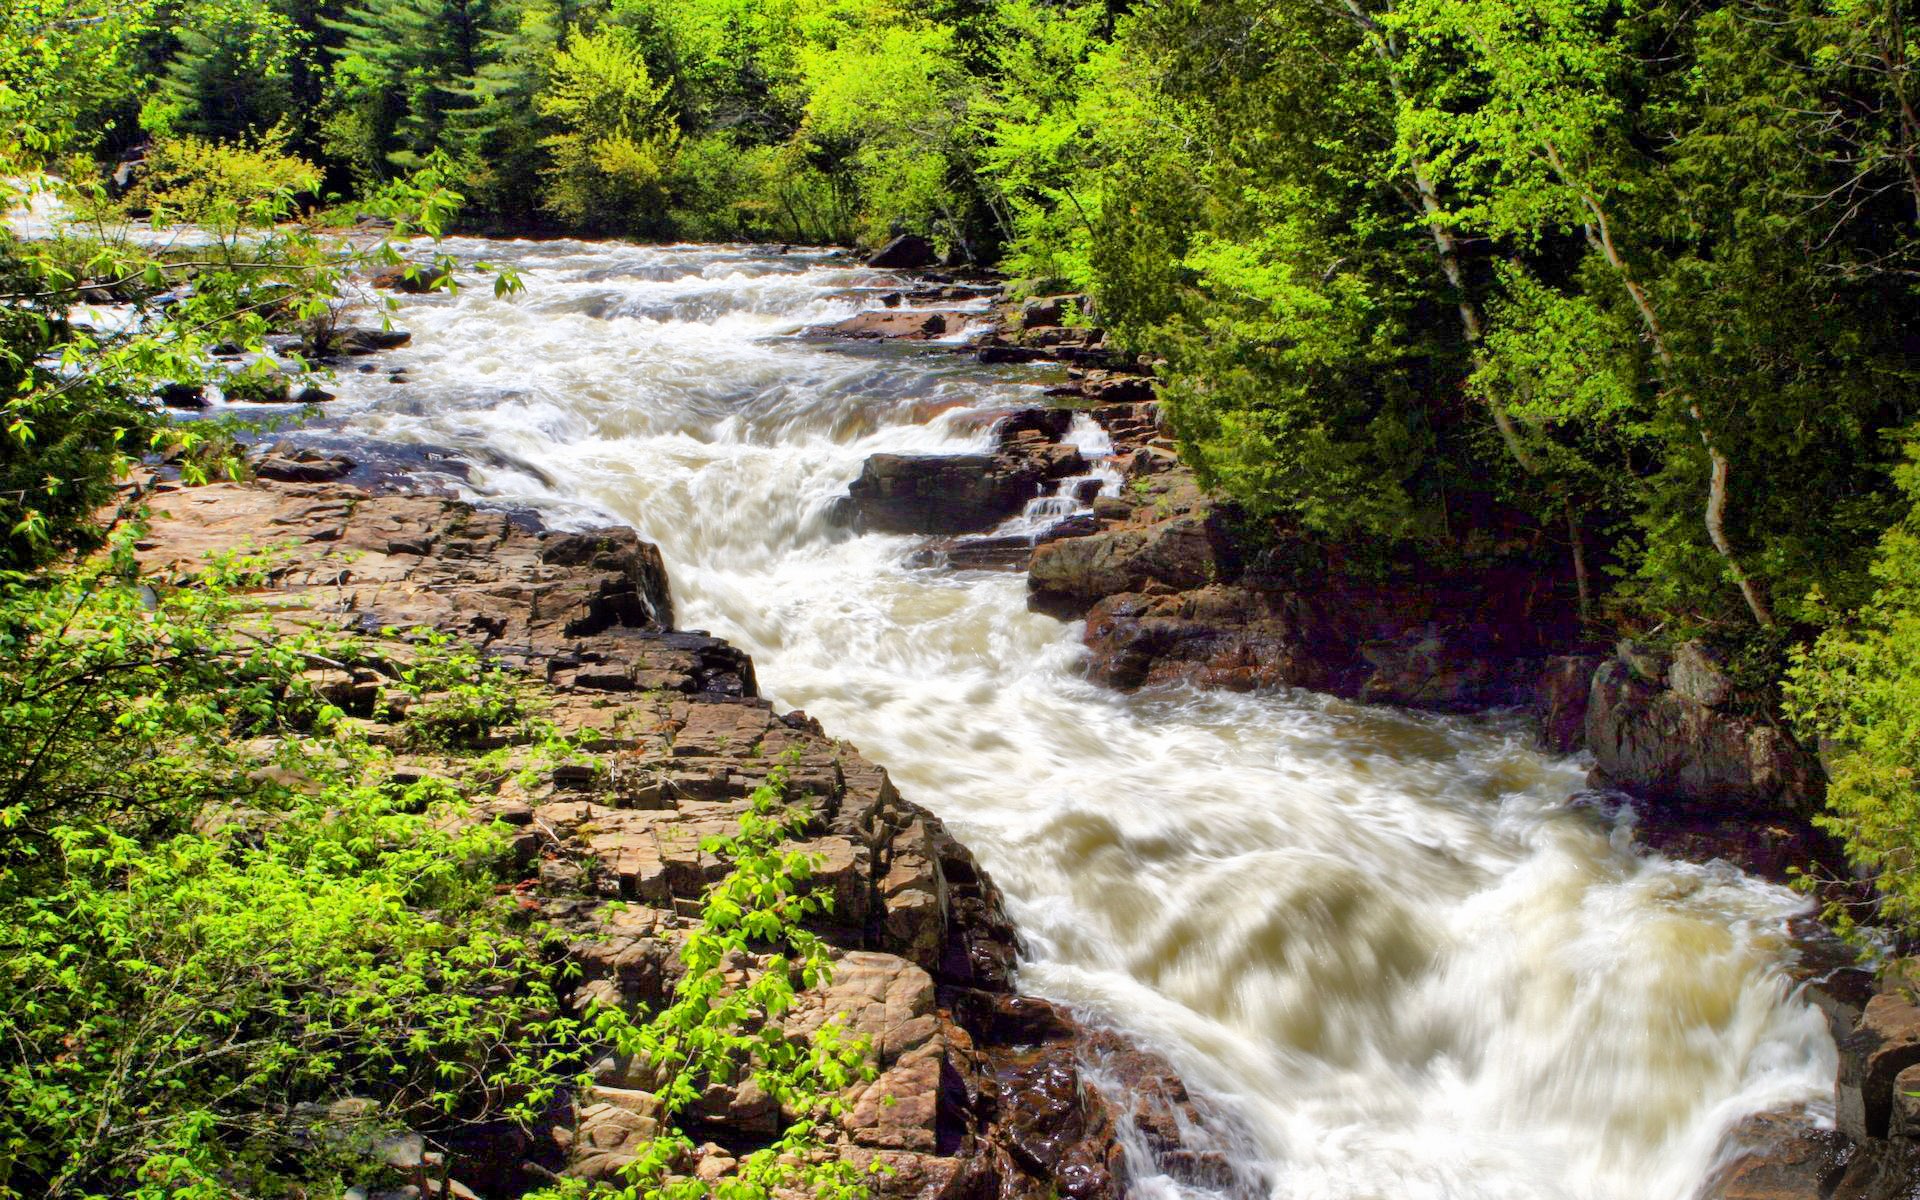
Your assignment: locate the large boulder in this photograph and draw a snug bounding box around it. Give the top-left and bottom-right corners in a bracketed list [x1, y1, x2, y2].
[323, 326, 413, 356]
[1696, 1112, 1852, 1200]
[368, 261, 453, 294]
[1029, 515, 1219, 603]
[1079, 586, 1334, 694]
[1020, 294, 1088, 329]
[1584, 657, 1820, 811]
[866, 235, 937, 269]
[254, 445, 356, 483]
[1840, 993, 1920, 1143]
[841, 450, 1076, 535]
[838, 409, 1086, 535]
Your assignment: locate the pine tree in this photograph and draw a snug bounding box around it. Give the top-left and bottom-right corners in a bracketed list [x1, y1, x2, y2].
[323, 0, 498, 175]
[155, 4, 301, 140]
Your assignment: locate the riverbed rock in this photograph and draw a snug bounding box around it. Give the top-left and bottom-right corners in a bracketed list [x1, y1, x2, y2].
[1839, 993, 1920, 1142]
[1021, 294, 1087, 329]
[814, 310, 955, 340]
[133, 482, 677, 648]
[325, 326, 413, 356]
[253, 445, 356, 482]
[867, 235, 937, 270]
[918, 515, 1102, 572]
[1584, 657, 1820, 812]
[1697, 1112, 1853, 1199]
[1030, 512, 1218, 603]
[128, 474, 1253, 1200]
[369, 261, 453, 294]
[977, 344, 1052, 365]
[1047, 376, 1158, 408]
[220, 369, 293, 404]
[839, 410, 1087, 536]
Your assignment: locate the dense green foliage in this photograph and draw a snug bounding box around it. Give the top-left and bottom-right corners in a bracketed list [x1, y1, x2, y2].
[0, 30, 877, 1194]
[0, 556, 578, 1197]
[1787, 446, 1920, 939]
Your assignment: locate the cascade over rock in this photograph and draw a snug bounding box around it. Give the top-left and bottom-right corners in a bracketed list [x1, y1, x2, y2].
[246, 240, 1840, 1200]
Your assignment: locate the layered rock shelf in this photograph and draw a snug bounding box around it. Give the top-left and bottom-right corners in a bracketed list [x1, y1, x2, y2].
[129, 478, 1252, 1200]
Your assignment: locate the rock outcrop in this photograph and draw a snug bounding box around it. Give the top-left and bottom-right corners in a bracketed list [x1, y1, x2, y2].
[813, 310, 960, 341]
[130, 477, 1249, 1200]
[1027, 458, 1573, 711]
[1701, 984, 1920, 1200]
[1579, 640, 1821, 814]
[837, 409, 1087, 536]
[867, 235, 938, 270]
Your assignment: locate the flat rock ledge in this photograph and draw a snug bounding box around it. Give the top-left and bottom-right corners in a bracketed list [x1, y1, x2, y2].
[130, 478, 1255, 1200]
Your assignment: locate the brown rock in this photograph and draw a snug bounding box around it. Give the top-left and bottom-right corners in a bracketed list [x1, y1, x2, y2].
[1021, 295, 1086, 329]
[254, 446, 355, 483]
[1697, 1111, 1851, 1200]
[814, 310, 953, 340]
[838, 413, 1088, 536]
[1585, 658, 1821, 813]
[1840, 993, 1920, 1142]
[1028, 515, 1218, 606]
[1536, 655, 1602, 754]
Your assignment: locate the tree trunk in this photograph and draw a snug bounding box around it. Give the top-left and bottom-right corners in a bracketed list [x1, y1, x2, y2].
[1565, 494, 1592, 622]
[1544, 142, 1776, 627]
[1337, 0, 1539, 475]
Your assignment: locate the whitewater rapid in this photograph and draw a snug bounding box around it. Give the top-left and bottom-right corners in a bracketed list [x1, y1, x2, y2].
[282, 239, 1831, 1200]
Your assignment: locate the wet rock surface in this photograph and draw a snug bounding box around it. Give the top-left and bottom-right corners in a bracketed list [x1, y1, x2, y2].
[813, 310, 962, 341]
[837, 408, 1087, 536]
[131, 477, 1252, 1200]
[1027, 459, 1573, 712]
[253, 443, 357, 482]
[1703, 984, 1920, 1200]
[1583, 642, 1822, 815]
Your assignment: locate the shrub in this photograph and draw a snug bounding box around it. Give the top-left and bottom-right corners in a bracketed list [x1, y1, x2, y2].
[123, 128, 321, 226]
[1786, 436, 1920, 939]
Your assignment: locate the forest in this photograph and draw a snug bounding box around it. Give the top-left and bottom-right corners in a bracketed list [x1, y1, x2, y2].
[5, 0, 1920, 1194]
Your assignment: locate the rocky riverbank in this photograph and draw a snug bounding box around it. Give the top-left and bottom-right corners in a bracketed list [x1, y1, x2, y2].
[128, 476, 1256, 1200]
[805, 276, 1920, 1200]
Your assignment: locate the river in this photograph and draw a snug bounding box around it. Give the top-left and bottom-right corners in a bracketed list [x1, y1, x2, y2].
[278, 238, 1831, 1200]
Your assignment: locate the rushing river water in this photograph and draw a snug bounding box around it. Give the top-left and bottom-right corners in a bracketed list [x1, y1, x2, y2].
[267, 239, 1835, 1200]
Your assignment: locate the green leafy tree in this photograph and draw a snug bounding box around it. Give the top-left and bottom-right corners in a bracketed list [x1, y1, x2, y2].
[535, 24, 680, 230]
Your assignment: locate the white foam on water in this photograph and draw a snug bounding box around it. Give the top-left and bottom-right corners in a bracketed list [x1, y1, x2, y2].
[301, 238, 1832, 1200]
